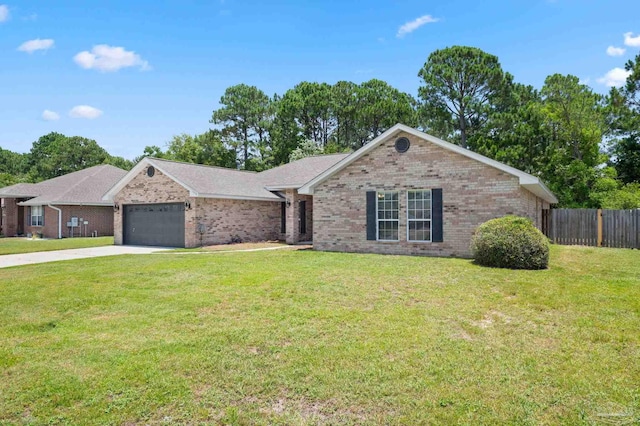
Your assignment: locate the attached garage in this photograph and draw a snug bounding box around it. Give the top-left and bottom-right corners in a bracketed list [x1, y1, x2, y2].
[123, 203, 185, 247]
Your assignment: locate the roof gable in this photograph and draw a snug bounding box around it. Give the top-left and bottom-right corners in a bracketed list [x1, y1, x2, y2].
[0, 165, 127, 206]
[103, 158, 283, 202]
[297, 124, 558, 204]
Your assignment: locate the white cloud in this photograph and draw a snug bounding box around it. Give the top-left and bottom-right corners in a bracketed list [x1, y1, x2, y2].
[624, 32, 640, 47]
[18, 38, 55, 53]
[606, 45, 626, 56]
[397, 14, 439, 38]
[42, 110, 60, 121]
[597, 67, 631, 87]
[69, 105, 103, 119]
[73, 44, 150, 72]
[0, 4, 9, 22]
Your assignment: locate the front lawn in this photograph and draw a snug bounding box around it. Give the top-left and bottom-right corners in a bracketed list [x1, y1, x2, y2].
[0, 236, 113, 255]
[0, 246, 638, 424]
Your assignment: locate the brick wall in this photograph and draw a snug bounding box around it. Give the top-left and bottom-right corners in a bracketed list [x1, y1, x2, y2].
[22, 205, 114, 239]
[284, 189, 313, 244]
[1, 198, 19, 236]
[312, 131, 548, 258]
[113, 166, 285, 247]
[195, 198, 282, 246]
[113, 167, 192, 245]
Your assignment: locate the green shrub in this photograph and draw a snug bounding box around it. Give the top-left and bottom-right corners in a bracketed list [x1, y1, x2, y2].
[471, 216, 549, 270]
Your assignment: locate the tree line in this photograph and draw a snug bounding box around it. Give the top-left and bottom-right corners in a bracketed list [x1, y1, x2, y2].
[1, 45, 639, 208]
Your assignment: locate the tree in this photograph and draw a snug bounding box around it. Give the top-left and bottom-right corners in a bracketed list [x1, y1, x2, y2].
[289, 139, 324, 162]
[355, 79, 418, 147]
[166, 131, 236, 168]
[539, 74, 607, 206]
[418, 46, 509, 149]
[473, 83, 550, 175]
[133, 145, 167, 163]
[28, 132, 110, 181]
[608, 53, 640, 183]
[0, 148, 29, 177]
[105, 155, 134, 170]
[210, 84, 272, 169]
[331, 81, 359, 149]
[590, 171, 640, 209]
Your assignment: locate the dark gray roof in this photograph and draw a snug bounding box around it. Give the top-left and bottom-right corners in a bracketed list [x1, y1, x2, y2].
[2, 165, 128, 206]
[140, 154, 350, 201]
[258, 153, 350, 188]
[148, 158, 282, 200]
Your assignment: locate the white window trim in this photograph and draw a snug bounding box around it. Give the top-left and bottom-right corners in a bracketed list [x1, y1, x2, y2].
[407, 190, 432, 243]
[376, 191, 399, 242]
[31, 205, 44, 227]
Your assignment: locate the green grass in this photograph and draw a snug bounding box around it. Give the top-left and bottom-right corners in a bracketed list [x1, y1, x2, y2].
[0, 245, 638, 424]
[0, 236, 113, 255]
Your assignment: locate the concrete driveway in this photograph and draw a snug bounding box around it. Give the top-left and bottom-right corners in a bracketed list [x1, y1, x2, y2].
[0, 246, 171, 269]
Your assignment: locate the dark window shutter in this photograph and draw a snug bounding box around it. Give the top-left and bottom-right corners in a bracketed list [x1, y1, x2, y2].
[281, 202, 287, 233]
[366, 191, 376, 240]
[41, 206, 45, 227]
[432, 189, 443, 242]
[27, 207, 31, 226]
[299, 200, 306, 234]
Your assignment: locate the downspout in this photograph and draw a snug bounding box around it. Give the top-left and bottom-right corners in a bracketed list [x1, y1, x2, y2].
[48, 204, 62, 239]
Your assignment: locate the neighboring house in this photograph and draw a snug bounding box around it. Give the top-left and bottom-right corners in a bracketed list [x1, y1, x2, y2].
[0, 165, 127, 239]
[104, 124, 557, 257]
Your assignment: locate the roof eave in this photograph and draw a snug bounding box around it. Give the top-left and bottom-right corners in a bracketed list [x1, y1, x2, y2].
[0, 194, 39, 198]
[197, 193, 283, 202]
[18, 201, 114, 207]
[264, 184, 304, 191]
[102, 157, 200, 201]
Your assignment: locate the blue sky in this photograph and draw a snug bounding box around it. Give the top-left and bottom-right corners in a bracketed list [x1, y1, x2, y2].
[1, 0, 639, 160]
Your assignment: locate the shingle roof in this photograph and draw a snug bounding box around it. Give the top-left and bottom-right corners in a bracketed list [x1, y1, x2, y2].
[147, 158, 281, 200]
[259, 153, 350, 189]
[104, 154, 352, 202]
[3, 165, 128, 206]
[0, 183, 40, 198]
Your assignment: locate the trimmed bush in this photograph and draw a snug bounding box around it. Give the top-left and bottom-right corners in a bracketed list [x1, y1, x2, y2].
[471, 216, 549, 270]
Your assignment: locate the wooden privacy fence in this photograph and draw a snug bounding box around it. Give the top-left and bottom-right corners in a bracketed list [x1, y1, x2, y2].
[543, 208, 640, 249]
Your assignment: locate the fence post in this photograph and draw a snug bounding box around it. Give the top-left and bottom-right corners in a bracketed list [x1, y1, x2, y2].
[597, 209, 603, 247]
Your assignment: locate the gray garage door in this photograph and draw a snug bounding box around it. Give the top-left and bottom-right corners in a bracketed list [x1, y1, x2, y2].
[123, 203, 185, 247]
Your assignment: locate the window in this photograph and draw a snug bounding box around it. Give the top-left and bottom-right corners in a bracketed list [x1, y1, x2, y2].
[407, 190, 432, 242]
[377, 191, 399, 241]
[31, 205, 44, 227]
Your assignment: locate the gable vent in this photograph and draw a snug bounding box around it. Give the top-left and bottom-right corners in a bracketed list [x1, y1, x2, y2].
[395, 137, 410, 153]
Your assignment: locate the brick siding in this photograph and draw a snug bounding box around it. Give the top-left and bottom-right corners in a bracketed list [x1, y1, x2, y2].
[312, 131, 549, 258]
[114, 166, 285, 248]
[1, 198, 20, 236]
[2, 197, 113, 239]
[23, 205, 113, 238]
[284, 189, 313, 244]
[195, 198, 282, 246]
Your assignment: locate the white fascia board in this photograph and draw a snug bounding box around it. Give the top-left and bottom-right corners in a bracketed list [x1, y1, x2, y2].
[18, 201, 113, 207]
[298, 123, 558, 203]
[264, 184, 303, 191]
[298, 124, 405, 195]
[102, 158, 200, 200]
